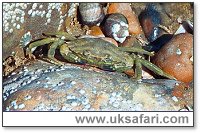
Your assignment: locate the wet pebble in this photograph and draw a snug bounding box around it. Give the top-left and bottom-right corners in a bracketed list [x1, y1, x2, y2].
[100, 37, 118, 47]
[89, 26, 105, 37]
[139, 4, 162, 42]
[24, 95, 32, 100]
[18, 103, 25, 109]
[153, 33, 193, 83]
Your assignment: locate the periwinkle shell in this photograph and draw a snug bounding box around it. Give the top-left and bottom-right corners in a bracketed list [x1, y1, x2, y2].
[103, 13, 129, 43]
[79, 3, 105, 26]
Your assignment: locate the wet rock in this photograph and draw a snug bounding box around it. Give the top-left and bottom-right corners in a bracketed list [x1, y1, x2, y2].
[89, 26, 105, 37]
[139, 4, 162, 42]
[153, 33, 193, 83]
[172, 82, 193, 109]
[3, 3, 69, 60]
[134, 3, 193, 37]
[3, 60, 192, 111]
[3, 52, 28, 77]
[121, 35, 141, 47]
[160, 3, 193, 34]
[131, 3, 147, 16]
[143, 34, 174, 52]
[100, 37, 118, 47]
[64, 3, 89, 37]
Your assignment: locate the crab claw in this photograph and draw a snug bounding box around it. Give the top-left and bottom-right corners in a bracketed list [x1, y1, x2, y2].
[25, 48, 36, 60]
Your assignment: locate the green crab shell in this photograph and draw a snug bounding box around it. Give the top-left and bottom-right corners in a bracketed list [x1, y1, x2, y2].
[60, 38, 134, 72]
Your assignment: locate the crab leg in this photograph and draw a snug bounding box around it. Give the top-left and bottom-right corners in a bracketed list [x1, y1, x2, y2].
[46, 39, 65, 65]
[43, 32, 76, 41]
[135, 58, 142, 80]
[26, 38, 59, 59]
[27, 38, 58, 53]
[119, 47, 154, 56]
[139, 58, 176, 80]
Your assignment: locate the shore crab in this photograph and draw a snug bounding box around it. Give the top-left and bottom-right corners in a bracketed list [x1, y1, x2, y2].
[26, 32, 175, 80]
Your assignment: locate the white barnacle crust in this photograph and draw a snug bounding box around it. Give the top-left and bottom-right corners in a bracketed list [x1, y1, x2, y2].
[24, 95, 32, 100]
[79, 89, 85, 94]
[172, 96, 179, 102]
[112, 101, 120, 107]
[111, 92, 117, 97]
[112, 23, 120, 33]
[47, 18, 51, 23]
[9, 28, 13, 33]
[58, 81, 64, 86]
[13, 23, 16, 27]
[175, 83, 179, 86]
[61, 36, 65, 40]
[71, 102, 78, 107]
[115, 36, 126, 43]
[85, 104, 91, 109]
[176, 63, 181, 66]
[59, 19, 64, 24]
[124, 30, 129, 37]
[31, 11, 36, 17]
[120, 21, 129, 28]
[32, 3, 37, 10]
[14, 105, 18, 109]
[176, 48, 182, 55]
[111, 23, 128, 43]
[11, 100, 17, 106]
[44, 84, 49, 88]
[45, 76, 50, 80]
[16, 24, 20, 29]
[28, 9, 33, 15]
[70, 81, 76, 85]
[190, 56, 193, 62]
[68, 3, 79, 17]
[46, 13, 51, 18]
[18, 103, 25, 109]
[82, 98, 89, 105]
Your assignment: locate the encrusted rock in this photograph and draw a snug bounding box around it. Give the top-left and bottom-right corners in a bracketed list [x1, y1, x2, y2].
[3, 60, 192, 111]
[3, 3, 68, 60]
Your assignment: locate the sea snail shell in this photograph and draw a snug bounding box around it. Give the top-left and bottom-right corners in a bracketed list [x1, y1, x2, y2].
[103, 13, 129, 43]
[79, 3, 105, 26]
